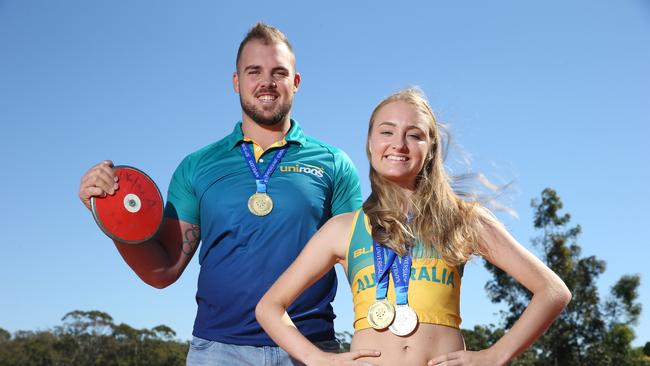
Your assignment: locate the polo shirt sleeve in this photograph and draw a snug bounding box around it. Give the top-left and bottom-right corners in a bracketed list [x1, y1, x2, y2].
[331, 150, 363, 216]
[164, 155, 200, 225]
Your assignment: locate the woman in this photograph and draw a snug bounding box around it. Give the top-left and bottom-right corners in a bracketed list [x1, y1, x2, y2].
[256, 89, 571, 366]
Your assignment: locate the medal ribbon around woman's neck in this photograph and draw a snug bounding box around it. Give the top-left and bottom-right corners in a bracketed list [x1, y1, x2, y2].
[367, 241, 397, 329]
[388, 247, 418, 336]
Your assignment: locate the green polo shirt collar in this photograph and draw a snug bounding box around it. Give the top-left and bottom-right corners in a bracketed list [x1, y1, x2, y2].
[226, 119, 307, 150]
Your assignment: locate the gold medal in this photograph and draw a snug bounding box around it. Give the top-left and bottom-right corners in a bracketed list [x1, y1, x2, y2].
[367, 299, 395, 330]
[248, 192, 273, 216]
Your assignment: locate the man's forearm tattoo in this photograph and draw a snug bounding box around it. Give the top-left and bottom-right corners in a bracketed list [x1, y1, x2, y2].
[181, 225, 200, 256]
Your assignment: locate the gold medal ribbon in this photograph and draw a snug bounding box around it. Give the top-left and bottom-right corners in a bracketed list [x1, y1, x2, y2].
[240, 143, 288, 216]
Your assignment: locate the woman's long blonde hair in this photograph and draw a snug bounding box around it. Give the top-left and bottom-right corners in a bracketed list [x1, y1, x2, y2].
[362, 88, 488, 266]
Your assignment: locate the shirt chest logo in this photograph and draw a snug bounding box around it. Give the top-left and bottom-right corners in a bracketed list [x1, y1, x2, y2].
[279, 163, 324, 178]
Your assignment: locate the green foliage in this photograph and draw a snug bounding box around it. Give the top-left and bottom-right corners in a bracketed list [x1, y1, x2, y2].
[335, 331, 352, 352]
[605, 275, 643, 326]
[462, 324, 504, 350]
[0, 310, 187, 366]
[476, 188, 646, 365]
[0, 329, 9, 344]
[462, 325, 537, 366]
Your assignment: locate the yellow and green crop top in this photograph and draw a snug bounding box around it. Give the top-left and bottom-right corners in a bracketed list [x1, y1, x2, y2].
[346, 210, 463, 331]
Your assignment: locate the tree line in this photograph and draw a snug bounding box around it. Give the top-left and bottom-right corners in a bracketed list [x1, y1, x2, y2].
[0, 311, 186, 366]
[1, 189, 648, 365]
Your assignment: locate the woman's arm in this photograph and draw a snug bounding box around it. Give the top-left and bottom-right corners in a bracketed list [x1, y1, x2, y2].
[430, 216, 571, 366]
[256, 213, 380, 365]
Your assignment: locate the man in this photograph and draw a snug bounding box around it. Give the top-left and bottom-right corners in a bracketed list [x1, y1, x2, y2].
[78, 23, 362, 365]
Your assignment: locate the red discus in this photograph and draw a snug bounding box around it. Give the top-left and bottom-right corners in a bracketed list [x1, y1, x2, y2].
[91, 166, 163, 244]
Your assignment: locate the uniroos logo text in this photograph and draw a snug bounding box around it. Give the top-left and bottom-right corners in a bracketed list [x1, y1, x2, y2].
[280, 163, 324, 177]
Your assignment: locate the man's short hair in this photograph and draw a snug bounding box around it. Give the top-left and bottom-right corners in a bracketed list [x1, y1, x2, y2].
[236, 22, 295, 71]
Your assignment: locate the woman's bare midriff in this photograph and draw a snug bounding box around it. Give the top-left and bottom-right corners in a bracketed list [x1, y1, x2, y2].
[350, 323, 464, 366]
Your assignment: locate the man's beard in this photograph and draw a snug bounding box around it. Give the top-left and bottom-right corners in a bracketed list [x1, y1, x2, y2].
[240, 97, 292, 126]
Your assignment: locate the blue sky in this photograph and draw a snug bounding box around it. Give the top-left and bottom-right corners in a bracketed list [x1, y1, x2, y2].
[1, 0, 649, 348]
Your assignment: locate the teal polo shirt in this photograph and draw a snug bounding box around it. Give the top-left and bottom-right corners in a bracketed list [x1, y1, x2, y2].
[165, 120, 362, 346]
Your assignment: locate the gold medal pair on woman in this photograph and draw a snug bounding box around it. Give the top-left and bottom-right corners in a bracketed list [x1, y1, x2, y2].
[248, 192, 273, 216]
[367, 299, 396, 330]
